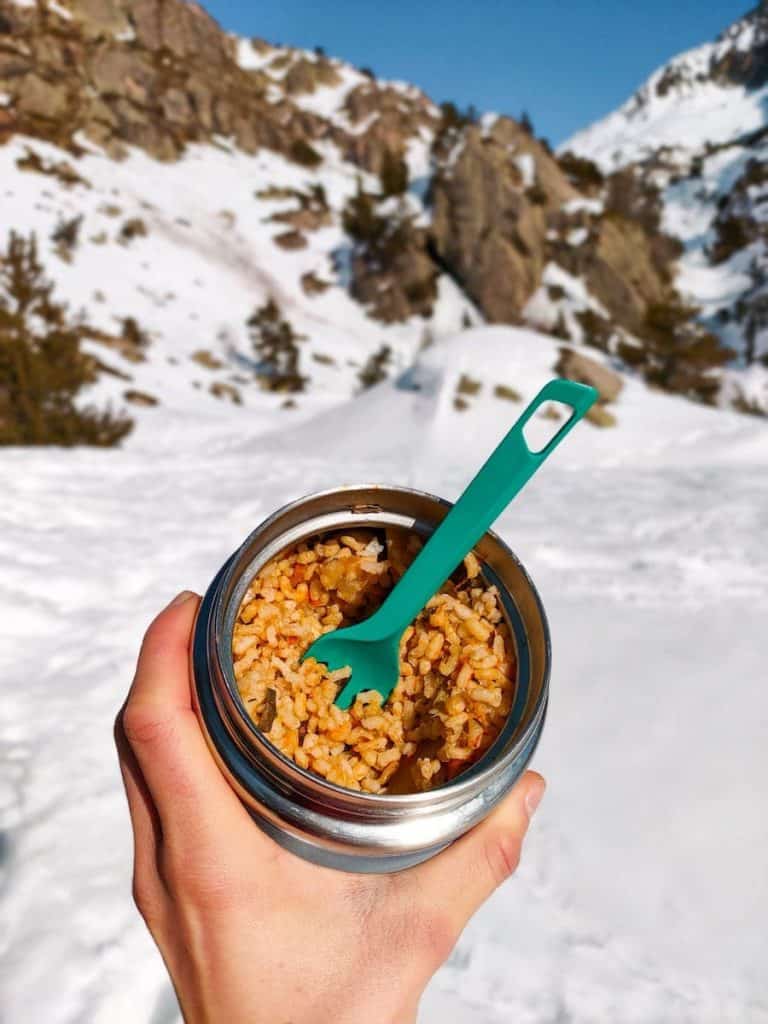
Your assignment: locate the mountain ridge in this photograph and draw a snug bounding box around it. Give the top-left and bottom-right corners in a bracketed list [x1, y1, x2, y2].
[564, 1, 768, 412]
[1, 0, 765, 445]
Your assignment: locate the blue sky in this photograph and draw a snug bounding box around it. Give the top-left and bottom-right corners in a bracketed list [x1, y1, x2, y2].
[206, 1, 749, 144]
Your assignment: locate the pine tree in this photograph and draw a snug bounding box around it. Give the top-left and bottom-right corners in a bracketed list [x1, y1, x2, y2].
[619, 301, 733, 404]
[379, 148, 408, 197]
[740, 257, 768, 365]
[342, 183, 386, 244]
[342, 182, 414, 263]
[0, 231, 132, 446]
[248, 298, 306, 393]
[432, 102, 478, 158]
[358, 344, 392, 390]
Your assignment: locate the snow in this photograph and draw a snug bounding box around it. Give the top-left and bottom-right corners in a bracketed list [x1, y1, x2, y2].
[235, 37, 274, 73]
[562, 14, 768, 173]
[0, 132, 474, 441]
[1, 323, 767, 1023]
[480, 112, 499, 137]
[713, 13, 759, 58]
[660, 137, 768, 400]
[513, 152, 536, 188]
[46, 0, 72, 20]
[565, 76, 768, 172]
[273, 57, 383, 126]
[524, 264, 608, 343]
[234, 41, 410, 128]
[565, 226, 588, 247]
[562, 196, 604, 216]
[289, 63, 363, 119]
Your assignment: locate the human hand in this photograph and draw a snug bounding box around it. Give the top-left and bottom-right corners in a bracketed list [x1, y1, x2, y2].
[115, 591, 546, 1024]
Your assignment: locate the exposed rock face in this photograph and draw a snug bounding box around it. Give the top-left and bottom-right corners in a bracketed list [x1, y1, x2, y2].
[551, 214, 669, 337]
[284, 55, 341, 95]
[431, 117, 577, 322]
[554, 347, 622, 426]
[0, 106, 16, 142]
[0, 0, 372, 165]
[16, 73, 70, 121]
[89, 46, 156, 102]
[555, 347, 623, 403]
[0, 0, 439, 175]
[273, 229, 307, 250]
[708, 1, 768, 88]
[432, 118, 693, 347]
[69, 0, 131, 39]
[129, 0, 233, 63]
[340, 82, 437, 174]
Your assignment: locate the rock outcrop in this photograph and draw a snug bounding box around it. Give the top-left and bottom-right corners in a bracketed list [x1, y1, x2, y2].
[339, 81, 437, 174]
[555, 347, 623, 427]
[430, 116, 688, 345]
[431, 117, 576, 322]
[0, 0, 744, 409]
[555, 346, 622, 402]
[0, 0, 431, 168]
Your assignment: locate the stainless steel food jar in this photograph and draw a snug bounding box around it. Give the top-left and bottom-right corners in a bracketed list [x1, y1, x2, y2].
[192, 485, 551, 874]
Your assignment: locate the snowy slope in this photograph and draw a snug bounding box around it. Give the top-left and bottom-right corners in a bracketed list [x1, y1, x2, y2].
[1, 327, 767, 1023]
[0, 131, 473, 443]
[564, 57, 768, 173]
[0, 0, 465, 434]
[564, 7, 768, 171]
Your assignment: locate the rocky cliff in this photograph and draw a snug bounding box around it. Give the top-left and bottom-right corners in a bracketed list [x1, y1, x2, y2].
[564, 0, 768, 413]
[0, 0, 435, 164]
[0, 0, 759, 439]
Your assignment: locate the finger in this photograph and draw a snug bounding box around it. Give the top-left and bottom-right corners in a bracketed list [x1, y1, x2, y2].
[129, 591, 201, 713]
[114, 707, 166, 911]
[115, 704, 163, 860]
[123, 591, 245, 837]
[407, 771, 545, 934]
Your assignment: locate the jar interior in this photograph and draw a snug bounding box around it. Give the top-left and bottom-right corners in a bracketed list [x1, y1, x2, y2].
[228, 524, 528, 796]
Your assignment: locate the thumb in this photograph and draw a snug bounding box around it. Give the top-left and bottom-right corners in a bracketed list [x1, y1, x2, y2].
[407, 771, 546, 936]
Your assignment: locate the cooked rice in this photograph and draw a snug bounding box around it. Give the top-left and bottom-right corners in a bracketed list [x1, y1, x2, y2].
[232, 529, 515, 794]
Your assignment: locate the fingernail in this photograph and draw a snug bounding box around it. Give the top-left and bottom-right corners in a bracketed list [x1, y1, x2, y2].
[168, 590, 196, 608]
[525, 778, 546, 819]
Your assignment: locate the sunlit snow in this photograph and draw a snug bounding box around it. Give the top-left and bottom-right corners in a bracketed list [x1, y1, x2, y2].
[1, 323, 767, 1023]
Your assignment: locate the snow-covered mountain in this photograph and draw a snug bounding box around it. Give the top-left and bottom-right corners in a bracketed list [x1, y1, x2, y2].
[1, 0, 761, 446]
[564, 0, 768, 412]
[0, 0, 475, 440]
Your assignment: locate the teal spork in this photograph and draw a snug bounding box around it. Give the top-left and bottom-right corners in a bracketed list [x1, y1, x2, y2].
[302, 378, 598, 709]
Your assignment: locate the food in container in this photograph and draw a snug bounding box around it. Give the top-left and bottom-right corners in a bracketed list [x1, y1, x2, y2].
[232, 529, 515, 795]
[192, 485, 550, 873]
